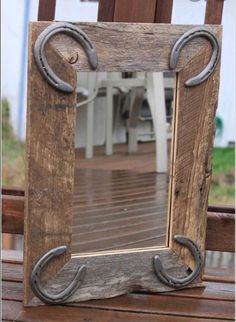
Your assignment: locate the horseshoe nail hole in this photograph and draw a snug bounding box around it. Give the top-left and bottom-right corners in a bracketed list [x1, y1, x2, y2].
[186, 267, 193, 274]
[68, 52, 79, 64]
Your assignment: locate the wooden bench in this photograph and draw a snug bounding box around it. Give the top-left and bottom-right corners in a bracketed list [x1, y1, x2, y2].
[2, 246, 235, 321]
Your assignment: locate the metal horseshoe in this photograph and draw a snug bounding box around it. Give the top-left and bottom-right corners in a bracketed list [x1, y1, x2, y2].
[153, 235, 204, 288]
[170, 26, 220, 87]
[34, 22, 98, 93]
[30, 246, 86, 304]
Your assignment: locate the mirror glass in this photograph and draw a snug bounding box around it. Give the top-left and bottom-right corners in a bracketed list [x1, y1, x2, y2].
[72, 71, 174, 255]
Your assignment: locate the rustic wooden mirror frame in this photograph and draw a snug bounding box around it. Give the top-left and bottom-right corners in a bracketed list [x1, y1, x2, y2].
[24, 22, 222, 306]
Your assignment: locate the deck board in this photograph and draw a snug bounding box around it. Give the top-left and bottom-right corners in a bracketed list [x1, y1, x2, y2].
[72, 143, 169, 254]
[72, 168, 168, 253]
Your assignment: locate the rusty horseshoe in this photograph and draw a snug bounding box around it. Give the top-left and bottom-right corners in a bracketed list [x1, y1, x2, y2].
[170, 26, 220, 87]
[34, 22, 97, 93]
[153, 235, 204, 288]
[30, 246, 86, 304]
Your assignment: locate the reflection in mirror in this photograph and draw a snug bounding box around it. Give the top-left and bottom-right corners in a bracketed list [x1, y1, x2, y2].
[72, 72, 175, 255]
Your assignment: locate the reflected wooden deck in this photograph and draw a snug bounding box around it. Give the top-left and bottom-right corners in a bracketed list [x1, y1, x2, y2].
[72, 143, 169, 254]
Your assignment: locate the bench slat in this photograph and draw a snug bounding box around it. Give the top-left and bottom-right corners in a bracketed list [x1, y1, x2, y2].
[2, 191, 234, 252]
[1, 259, 235, 321]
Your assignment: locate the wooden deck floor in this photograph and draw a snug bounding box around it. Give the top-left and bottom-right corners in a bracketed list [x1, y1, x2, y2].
[72, 143, 169, 254]
[72, 169, 168, 253]
[75, 141, 171, 173]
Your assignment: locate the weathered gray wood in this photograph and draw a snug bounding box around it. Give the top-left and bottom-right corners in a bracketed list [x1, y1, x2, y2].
[24, 23, 77, 305]
[31, 22, 221, 72]
[169, 37, 222, 269]
[24, 22, 222, 306]
[28, 248, 202, 305]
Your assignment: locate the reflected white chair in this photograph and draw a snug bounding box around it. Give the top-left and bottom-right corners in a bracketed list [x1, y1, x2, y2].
[76, 72, 171, 173]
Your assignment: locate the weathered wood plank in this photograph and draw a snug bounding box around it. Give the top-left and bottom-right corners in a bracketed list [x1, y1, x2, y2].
[3, 277, 234, 303]
[23, 23, 77, 304]
[31, 22, 221, 72]
[28, 248, 201, 305]
[169, 35, 222, 268]
[24, 21, 222, 304]
[2, 257, 234, 301]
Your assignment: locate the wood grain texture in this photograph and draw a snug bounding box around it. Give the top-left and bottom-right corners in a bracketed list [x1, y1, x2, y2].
[169, 31, 222, 268]
[2, 195, 24, 234]
[2, 263, 23, 282]
[2, 252, 235, 300]
[203, 268, 235, 284]
[97, 0, 116, 22]
[23, 23, 77, 305]
[31, 22, 221, 72]
[28, 248, 202, 305]
[24, 22, 222, 305]
[113, 0, 157, 22]
[205, 0, 224, 24]
[37, 0, 56, 21]
[2, 300, 24, 322]
[206, 212, 235, 252]
[6, 300, 235, 322]
[3, 251, 235, 290]
[155, 0, 173, 23]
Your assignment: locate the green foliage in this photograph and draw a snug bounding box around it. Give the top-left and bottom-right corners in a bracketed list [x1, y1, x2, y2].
[209, 183, 235, 205]
[212, 147, 235, 175]
[2, 98, 14, 141]
[209, 147, 235, 205]
[2, 99, 25, 186]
